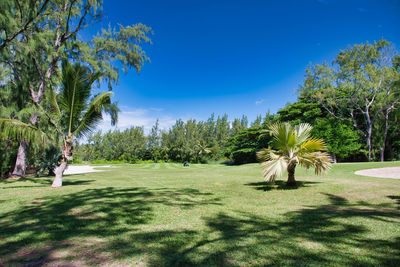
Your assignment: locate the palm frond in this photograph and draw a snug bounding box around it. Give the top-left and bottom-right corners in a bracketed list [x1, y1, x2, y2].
[300, 138, 327, 153]
[257, 148, 287, 183]
[72, 92, 113, 138]
[294, 123, 313, 144]
[58, 61, 95, 135]
[269, 122, 292, 150]
[299, 151, 332, 174]
[0, 118, 48, 144]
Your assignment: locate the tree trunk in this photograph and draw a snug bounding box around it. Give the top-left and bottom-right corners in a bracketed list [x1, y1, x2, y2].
[366, 124, 373, 162]
[331, 154, 337, 163]
[52, 159, 67, 188]
[286, 164, 297, 186]
[52, 136, 73, 188]
[11, 140, 29, 177]
[11, 113, 38, 177]
[380, 109, 391, 162]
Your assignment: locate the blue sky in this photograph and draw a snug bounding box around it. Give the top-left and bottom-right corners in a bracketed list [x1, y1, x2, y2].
[87, 0, 400, 132]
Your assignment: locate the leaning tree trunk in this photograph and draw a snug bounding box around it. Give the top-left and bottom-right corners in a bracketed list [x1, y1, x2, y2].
[52, 159, 67, 187]
[286, 163, 297, 186]
[12, 140, 29, 177]
[52, 136, 73, 188]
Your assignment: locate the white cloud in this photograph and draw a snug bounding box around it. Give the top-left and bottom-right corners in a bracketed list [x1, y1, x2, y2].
[255, 99, 264, 105]
[98, 107, 176, 134]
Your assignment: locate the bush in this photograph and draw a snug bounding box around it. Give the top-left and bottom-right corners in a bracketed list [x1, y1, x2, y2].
[231, 148, 257, 164]
[73, 158, 83, 164]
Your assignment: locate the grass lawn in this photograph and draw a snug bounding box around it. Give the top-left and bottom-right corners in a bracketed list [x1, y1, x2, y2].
[0, 162, 399, 266]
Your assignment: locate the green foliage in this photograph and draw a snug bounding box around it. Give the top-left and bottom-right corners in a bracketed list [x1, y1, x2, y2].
[277, 102, 363, 161]
[225, 126, 271, 164]
[297, 40, 400, 161]
[277, 102, 323, 125]
[0, 140, 18, 177]
[0, 119, 49, 145]
[312, 118, 362, 161]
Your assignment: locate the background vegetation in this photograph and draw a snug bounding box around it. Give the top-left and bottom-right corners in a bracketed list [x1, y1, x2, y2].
[0, 0, 399, 177]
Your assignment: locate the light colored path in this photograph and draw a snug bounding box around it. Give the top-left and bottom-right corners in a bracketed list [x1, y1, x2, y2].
[355, 167, 400, 179]
[64, 165, 111, 175]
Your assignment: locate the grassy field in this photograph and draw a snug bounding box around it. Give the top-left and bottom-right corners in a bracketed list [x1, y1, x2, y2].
[0, 162, 399, 266]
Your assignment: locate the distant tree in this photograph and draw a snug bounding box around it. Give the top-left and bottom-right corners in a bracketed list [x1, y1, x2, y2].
[147, 119, 161, 162]
[300, 40, 399, 161]
[231, 118, 245, 136]
[251, 115, 262, 127]
[312, 118, 362, 162]
[257, 123, 331, 186]
[225, 126, 271, 164]
[215, 114, 230, 155]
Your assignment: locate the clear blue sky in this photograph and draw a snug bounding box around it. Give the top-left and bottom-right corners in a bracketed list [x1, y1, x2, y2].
[86, 0, 400, 132]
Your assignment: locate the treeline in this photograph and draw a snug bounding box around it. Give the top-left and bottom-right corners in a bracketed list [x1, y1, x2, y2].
[76, 40, 400, 165]
[76, 114, 267, 164]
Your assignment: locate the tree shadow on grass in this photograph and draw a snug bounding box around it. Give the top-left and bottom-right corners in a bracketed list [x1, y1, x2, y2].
[0, 188, 399, 266]
[388, 195, 400, 210]
[140, 193, 400, 266]
[244, 180, 320, 191]
[0, 176, 95, 187]
[0, 186, 221, 266]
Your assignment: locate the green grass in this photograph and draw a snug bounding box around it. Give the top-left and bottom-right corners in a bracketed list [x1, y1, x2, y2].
[0, 162, 399, 266]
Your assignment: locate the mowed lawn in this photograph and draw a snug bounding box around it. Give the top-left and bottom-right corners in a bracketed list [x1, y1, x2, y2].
[0, 162, 399, 266]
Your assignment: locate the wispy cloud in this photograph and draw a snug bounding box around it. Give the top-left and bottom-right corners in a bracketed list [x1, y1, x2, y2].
[149, 107, 164, 112]
[255, 99, 264, 105]
[98, 107, 176, 134]
[357, 7, 367, 12]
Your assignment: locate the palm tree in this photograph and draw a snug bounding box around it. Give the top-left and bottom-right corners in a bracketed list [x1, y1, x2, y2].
[257, 122, 331, 186]
[49, 61, 118, 187]
[0, 61, 118, 187]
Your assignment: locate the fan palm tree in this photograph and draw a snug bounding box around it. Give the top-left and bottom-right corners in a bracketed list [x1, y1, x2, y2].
[0, 61, 118, 187]
[257, 122, 331, 186]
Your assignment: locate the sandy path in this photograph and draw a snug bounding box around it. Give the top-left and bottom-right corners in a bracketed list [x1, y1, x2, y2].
[355, 167, 400, 179]
[64, 165, 111, 175]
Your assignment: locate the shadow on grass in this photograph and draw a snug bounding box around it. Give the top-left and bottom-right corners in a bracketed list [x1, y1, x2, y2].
[388, 195, 400, 210]
[0, 186, 221, 266]
[140, 193, 400, 266]
[244, 180, 320, 191]
[0, 176, 96, 187]
[0, 188, 399, 266]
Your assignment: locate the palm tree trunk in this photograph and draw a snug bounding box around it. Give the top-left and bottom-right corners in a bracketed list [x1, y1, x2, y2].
[52, 159, 67, 188]
[12, 140, 29, 177]
[52, 137, 73, 188]
[286, 163, 297, 186]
